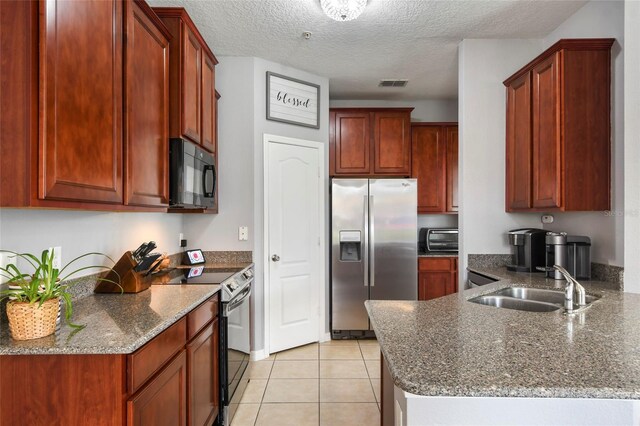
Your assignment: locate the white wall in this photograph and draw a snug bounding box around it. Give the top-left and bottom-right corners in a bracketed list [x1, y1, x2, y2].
[624, 0, 640, 292]
[458, 39, 544, 281]
[184, 56, 330, 353]
[0, 209, 183, 273]
[537, 0, 624, 267]
[329, 99, 458, 122]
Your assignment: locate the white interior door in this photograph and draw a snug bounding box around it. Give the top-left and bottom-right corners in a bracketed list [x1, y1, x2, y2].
[266, 136, 322, 354]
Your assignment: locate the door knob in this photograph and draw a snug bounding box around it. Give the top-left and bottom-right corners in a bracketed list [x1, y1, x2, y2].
[271, 254, 280, 262]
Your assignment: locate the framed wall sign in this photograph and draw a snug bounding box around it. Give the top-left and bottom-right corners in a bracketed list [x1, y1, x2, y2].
[267, 71, 320, 129]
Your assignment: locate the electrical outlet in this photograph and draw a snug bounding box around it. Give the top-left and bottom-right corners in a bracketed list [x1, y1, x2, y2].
[49, 246, 62, 270]
[239, 226, 248, 241]
[0, 252, 17, 284]
[541, 214, 554, 224]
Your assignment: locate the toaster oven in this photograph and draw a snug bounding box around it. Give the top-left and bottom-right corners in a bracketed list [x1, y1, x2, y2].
[422, 228, 458, 252]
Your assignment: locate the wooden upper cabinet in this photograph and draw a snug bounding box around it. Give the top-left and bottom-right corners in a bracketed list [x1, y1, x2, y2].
[182, 26, 202, 144]
[372, 111, 411, 175]
[504, 38, 613, 212]
[532, 53, 562, 209]
[154, 8, 218, 152]
[201, 55, 216, 154]
[411, 123, 458, 214]
[40, 0, 123, 204]
[446, 126, 459, 212]
[411, 125, 446, 213]
[333, 110, 371, 174]
[125, 0, 171, 207]
[505, 73, 533, 210]
[329, 108, 412, 177]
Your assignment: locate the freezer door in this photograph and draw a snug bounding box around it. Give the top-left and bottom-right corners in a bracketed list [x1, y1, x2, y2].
[331, 179, 369, 331]
[369, 179, 418, 302]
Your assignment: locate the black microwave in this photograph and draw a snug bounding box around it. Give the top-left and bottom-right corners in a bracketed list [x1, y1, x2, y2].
[169, 138, 216, 209]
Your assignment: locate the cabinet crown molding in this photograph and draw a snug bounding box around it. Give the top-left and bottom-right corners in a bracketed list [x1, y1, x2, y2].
[503, 38, 615, 86]
[152, 7, 219, 64]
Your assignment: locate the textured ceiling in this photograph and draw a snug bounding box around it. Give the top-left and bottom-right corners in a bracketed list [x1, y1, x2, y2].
[148, 0, 587, 100]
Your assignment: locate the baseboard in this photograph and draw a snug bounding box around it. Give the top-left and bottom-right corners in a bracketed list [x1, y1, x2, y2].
[251, 349, 268, 361]
[321, 332, 331, 342]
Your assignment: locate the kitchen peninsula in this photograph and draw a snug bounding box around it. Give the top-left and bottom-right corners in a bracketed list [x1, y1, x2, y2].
[367, 267, 640, 425]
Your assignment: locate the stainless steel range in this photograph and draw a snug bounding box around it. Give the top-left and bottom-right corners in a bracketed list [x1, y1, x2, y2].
[165, 265, 253, 426]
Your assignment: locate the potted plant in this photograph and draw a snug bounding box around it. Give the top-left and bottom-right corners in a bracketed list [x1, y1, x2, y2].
[0, 249, 116, 340]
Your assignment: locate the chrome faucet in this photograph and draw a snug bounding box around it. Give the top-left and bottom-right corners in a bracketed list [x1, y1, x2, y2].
[553, 265, 587, 312]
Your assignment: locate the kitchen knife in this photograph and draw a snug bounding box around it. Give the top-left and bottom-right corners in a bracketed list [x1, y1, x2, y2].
[144, 256, 165, 277]
[131, 242, 148, 261]
[134, 253, 162, 272]
[139, 241, 157, 259]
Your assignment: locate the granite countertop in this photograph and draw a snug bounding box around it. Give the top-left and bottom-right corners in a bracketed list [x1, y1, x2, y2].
[418, 251, 458, 258]
[366, 266, 640, 400]
[0, 262, 253, 356]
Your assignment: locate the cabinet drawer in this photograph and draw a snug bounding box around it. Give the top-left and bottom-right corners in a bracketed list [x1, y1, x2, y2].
[418, 257, 454, 272]
[187, 293, 219, 341]
[128, 317, 187, 394]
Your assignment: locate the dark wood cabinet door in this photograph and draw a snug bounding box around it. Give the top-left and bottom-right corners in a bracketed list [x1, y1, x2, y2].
[373, 111, 411, 175]
[187, 320, 218, 426]
[40, 0, 123, 204]
[445, 126, 459, 212]
[201, 55, 216, 154]
[505, 73, 533, 211]
[182, 24, 202, 144]
[412, 126, 446, 213]
[418, 271, 454, 301]
[128, 350, 187, 426]
[125, 0, 170, 207]
[334, 111, 371, 174]
[532, 53, 562, 209]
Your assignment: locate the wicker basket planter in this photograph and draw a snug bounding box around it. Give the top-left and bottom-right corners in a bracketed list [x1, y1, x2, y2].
[6, 298, 60, 340]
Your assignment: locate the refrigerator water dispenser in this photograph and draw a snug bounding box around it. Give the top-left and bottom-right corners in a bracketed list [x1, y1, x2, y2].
[339, 231, 361, 261]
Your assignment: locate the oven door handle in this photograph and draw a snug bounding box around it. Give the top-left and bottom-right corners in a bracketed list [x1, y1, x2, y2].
[225, 286, 251, 316]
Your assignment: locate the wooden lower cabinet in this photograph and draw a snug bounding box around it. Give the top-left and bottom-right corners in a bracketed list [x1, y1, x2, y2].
[128, 350, 188, 426]
[0, 295, 220, 426]
[418, 257, 458, 301]
[187, 319, 220, 426]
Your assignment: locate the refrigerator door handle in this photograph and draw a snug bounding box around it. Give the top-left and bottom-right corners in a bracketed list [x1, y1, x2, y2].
[369, 195, 375, 287]
[363, 195, 369, 287]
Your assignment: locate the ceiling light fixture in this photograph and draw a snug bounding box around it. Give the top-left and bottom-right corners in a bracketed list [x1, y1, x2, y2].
[320, 0, 367, 22]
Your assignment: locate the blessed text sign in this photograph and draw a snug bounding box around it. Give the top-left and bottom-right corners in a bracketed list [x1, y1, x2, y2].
[267, 72, 320, 129]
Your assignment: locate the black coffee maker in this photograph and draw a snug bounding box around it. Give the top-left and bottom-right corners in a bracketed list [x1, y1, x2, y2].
[506, 228, 546, 272]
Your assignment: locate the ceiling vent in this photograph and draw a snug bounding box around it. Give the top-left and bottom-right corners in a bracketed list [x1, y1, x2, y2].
[378, 79, 409, 88]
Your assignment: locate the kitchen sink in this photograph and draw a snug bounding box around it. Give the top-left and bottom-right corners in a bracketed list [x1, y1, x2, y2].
[469, 286, 600, 313]
[469, 295, 562, 312]
[494, 287, 599, 305]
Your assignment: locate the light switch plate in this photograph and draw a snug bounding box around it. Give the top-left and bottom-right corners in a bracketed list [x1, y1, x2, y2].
[0, 252, 17, 284]
[239, 226, 249, 241]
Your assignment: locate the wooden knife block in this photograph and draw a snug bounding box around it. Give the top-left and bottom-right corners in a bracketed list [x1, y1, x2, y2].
[94, 251, 151, 294]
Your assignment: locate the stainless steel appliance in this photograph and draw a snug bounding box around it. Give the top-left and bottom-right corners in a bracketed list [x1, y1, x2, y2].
[419, 228, 458, 253]
[545, 232, 591, 280]
[331, 179, 417, 338]
[506, 228, 546, 272]
[169, 138, 216, 209]
[163, 265, 253, 426]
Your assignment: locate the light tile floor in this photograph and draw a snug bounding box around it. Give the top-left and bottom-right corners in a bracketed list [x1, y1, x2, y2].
[232, 339, 381, 426]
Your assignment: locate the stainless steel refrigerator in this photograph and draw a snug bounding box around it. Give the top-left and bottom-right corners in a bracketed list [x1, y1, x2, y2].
[331, 178, 417, 337]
